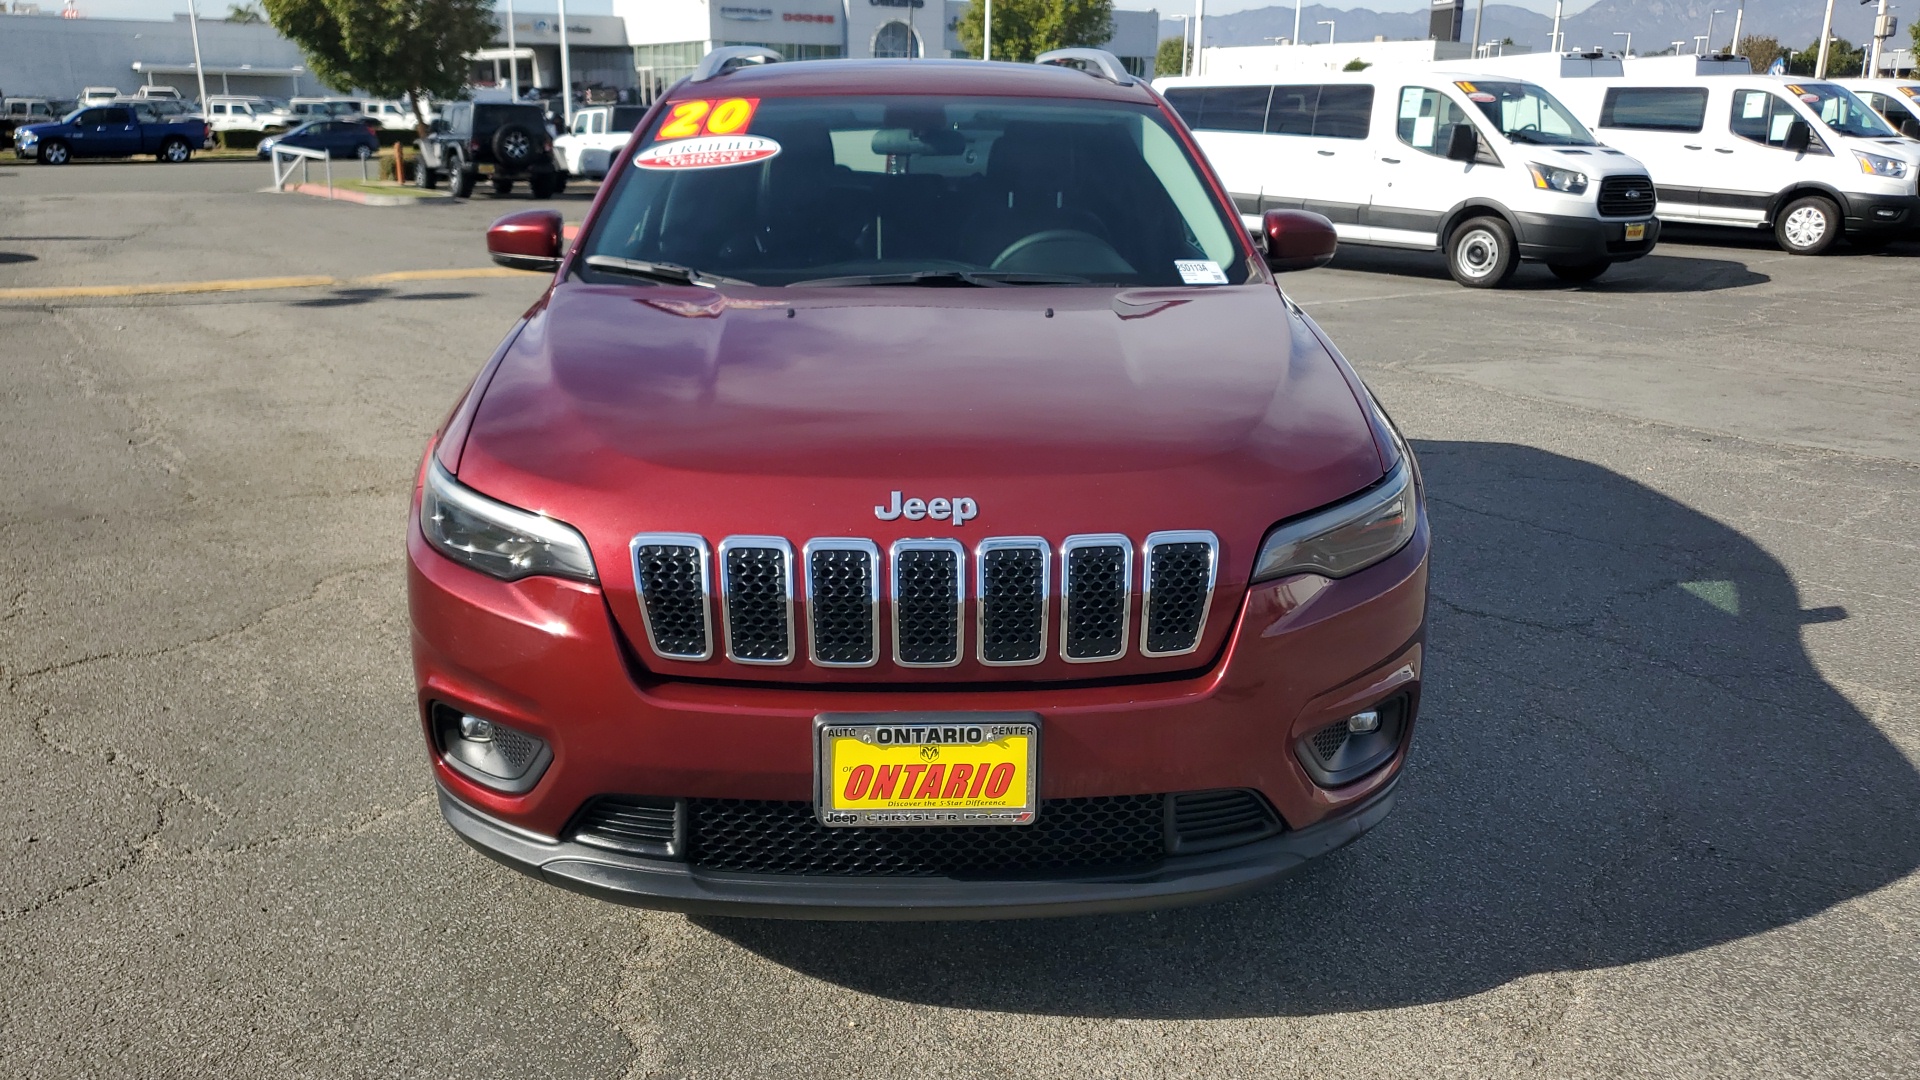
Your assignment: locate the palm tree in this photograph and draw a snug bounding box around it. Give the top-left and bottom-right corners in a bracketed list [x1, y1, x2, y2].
[227, 2, 264, 22]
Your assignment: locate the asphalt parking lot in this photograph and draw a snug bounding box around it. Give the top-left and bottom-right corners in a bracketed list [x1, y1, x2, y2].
[2, 159, 1917, 1079]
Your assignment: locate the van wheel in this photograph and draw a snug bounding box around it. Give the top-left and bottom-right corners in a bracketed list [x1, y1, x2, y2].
[1774, 195, 1840, 255]
[1548, 261, 1609, 283]
[1447, 216, 1518, 288]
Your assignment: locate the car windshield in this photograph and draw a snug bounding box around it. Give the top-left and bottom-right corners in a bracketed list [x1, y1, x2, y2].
[1456, 80, 1597, 145]
[1794, 83, 1897, 138]
[581, 94, 1250, 288]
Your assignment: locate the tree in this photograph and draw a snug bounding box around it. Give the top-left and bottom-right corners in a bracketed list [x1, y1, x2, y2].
[261, 0, 496, 130]
[1789, 36, 1863, 77]
[1341, 58, 1370, 71]
[1737, 35, 1785, 71]
[1156, 36, 1186, 77]
[955, 0, 1115, 64]
[226, 2, 265, 22]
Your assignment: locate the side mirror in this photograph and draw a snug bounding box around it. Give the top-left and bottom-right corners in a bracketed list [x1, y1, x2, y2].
[1899, 118, 1920, 140]
[1261, 209, 1338, 272]
[1783, 119, 1812, 153]
[1444, 123, 1479, 162]
[487, 209, 565, 272]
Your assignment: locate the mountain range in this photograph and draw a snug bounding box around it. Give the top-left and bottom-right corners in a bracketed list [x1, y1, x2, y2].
[1164, 1, 1894, 58]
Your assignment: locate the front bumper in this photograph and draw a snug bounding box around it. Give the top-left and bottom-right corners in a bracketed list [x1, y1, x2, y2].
[1513, 211, 1661, 264]
[440, 775, 1400, 920]
[1837, 189, 1920, 233]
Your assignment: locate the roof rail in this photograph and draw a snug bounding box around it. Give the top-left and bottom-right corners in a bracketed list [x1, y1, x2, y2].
[690, 46, 782, 83]
[1034, 48, 1135, 87]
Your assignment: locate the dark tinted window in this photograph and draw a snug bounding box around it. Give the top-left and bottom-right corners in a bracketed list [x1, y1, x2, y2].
[611, 106, 648, 133]
[1599, 87, 1708, 132]
[1266, 84, 1319, 135]
[1162, 85, 1270, 133]
[1312, 85, 1374, 139]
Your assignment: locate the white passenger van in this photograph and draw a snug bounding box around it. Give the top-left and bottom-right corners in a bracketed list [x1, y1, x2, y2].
[1831, 78, 1920, 138]
[1156, 70, 1660, 286]
[1471, 53, 1920, 254]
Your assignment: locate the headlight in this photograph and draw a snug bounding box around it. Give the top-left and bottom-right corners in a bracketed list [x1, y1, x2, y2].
[18, 131, 37, 144]
[420, 460, 597, 583]
[1527, 162, 1589, 194]
[1250, 461, 1419, 582]
[1854, 150, 1909, 178]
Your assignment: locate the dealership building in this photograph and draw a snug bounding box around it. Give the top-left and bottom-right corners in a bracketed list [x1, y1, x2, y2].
[0, 2, 1157, 104]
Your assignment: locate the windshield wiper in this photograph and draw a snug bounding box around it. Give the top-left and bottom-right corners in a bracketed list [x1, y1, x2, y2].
[787, 270, 1090, 287]
[582, 255, 754, 287]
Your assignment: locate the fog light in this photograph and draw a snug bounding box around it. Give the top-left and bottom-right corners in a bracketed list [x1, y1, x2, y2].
[1346, 710, 1381, 734]
[432, 703, 551, 794]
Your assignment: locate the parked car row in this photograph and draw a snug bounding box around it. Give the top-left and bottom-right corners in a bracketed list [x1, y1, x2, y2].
[1159, 53, 1920, 285]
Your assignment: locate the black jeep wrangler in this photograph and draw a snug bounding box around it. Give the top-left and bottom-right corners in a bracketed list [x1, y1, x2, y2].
[416, 102, 564, 199]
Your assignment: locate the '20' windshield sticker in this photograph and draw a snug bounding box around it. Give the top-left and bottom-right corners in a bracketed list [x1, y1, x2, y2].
[635, 134, 782, 170]
[656, 97, 759, 140]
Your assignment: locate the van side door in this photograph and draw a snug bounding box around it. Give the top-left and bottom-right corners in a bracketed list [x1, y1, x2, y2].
[1720, 86, 1827, 226]
[1370, 84, 1493, 250]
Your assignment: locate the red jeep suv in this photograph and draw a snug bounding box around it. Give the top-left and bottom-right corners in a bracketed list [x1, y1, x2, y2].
[409, 49, 1429, 919]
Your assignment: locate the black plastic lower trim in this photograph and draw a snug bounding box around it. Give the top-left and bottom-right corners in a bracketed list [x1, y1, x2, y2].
[438, 778, 1400, 921]
[1511, 211, 1660, 264]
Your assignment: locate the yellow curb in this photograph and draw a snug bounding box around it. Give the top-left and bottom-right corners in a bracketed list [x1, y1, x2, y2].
[0, 266, 534, 301]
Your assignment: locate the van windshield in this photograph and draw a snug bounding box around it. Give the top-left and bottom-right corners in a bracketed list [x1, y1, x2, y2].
[582, 95, 1250, 288]
[1456, 80, 1597, 146]
[1793, 83, 1897, 138]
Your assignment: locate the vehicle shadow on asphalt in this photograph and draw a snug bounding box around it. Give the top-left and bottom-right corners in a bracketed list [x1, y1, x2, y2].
[699, 441, 1920, 1017]
[288, 288, 479, 307]
[1320, 248, 1770, 292]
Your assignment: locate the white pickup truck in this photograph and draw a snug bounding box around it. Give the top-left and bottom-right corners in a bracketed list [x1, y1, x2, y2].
[552, 105, 647, 180]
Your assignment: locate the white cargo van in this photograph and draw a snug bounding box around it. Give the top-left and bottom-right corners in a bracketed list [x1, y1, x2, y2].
[1832, 79, 1920, 138]
[1472, 53, 1920, 253]
[1156, 71, 1660, 286]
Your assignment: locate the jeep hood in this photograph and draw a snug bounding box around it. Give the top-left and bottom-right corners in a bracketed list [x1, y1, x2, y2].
[454, 282, 1388, 683]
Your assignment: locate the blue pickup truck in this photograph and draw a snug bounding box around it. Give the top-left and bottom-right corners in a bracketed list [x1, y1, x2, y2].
[12, 102, 212, 165]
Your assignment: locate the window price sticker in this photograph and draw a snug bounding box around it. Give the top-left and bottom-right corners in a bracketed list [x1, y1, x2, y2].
[1175, 259, 1229, 285]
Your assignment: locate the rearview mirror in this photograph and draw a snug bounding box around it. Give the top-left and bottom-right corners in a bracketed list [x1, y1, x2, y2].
[487, 209, 565, 272]
[1444, 123, 1479, 162]
[1783, 119, 1812, 153]
[1261, 209, 1338, 273]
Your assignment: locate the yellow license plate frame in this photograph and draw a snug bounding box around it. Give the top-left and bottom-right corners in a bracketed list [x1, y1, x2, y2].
[814, 713, 1040, 827]
[1625, 223, 1647, 242]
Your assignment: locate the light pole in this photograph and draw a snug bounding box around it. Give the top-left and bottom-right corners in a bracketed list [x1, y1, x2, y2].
[556, 0, 573, 123]
[1727, 0, 1745, 54]
[1294, 0, 1304, 52]
[505, 0, 518, 98]
[1815, 0, 1838, 76]
[1471, 0, 1486, 62]
[1868, 0, 1891, 78]
[1319, 18, 1335, 44]
[1670, 40, 1688, 56]
[1705, 10, 1723, 55]
[1550, 0, 1565, 52]
[1614, 31, 1632, 57]
[1195, 0, 1206, 76]
[1170, 14, 1192, 74]
[1693, 35, 1709, 55]
[184, 0, 209, 113]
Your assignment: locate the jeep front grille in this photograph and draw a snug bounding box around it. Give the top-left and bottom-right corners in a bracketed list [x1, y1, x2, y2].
[625, 531, 1217, 670]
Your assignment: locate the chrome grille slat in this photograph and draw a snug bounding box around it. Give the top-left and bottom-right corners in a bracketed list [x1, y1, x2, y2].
[1141, 530, 1218, 658]
[1060, 534, 1132, 663]
[977, 538, 1049, 666]
[804, 539, 879, 668]
[629, 533, 713, 661]
[718, 536, 794, 665]
[891, 539, 964, 667]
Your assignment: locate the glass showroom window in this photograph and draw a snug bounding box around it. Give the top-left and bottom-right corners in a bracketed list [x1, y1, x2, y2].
[872, 21, 922, 59]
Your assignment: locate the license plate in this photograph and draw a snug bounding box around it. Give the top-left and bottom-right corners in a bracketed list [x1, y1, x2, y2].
[814, 713, 1039, 827]
[1625, 223, 1646, 241]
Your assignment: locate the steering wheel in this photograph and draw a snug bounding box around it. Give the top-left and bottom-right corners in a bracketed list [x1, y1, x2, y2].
[991, 229, 1115, 271]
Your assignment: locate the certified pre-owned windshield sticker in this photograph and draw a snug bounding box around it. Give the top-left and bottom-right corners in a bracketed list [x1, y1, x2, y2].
[1175, 260, 1229, 285]
[635, 134, 781, 171]
[656, 97, 760, 140]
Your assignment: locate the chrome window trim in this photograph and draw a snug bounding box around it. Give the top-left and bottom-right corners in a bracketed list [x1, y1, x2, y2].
[975, 536, 1050, 667]
[1139, 529, 1220, 658]
[1059, 533, 1133, 663]
[716, 535, 795, 666]
[889, 537, 966, 669]
[802, 537, 881, 669]
[627, 532, 713, 662]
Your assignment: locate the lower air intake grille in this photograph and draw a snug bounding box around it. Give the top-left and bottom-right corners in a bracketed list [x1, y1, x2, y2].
[632, 540, 710, 660]
[1597, 174, 1656, 217]
[892, 543, 961, 666]
[688, 795, 1167, 877]
[1063, 540, 1129, 661]
[722, 541, 792, 663]
[978, 542, 1047, 664]
[1142, 536, 1216, 656]
[1168, 789, 1282, 853]
[570, 796, 683, 858]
